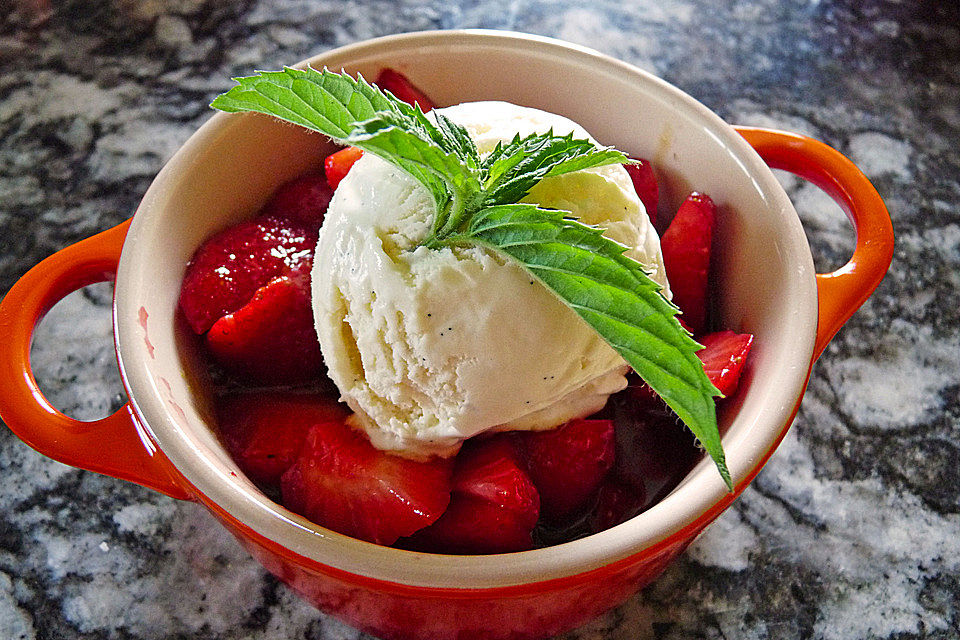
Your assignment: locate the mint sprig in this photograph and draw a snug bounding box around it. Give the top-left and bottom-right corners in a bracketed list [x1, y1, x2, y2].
[213, 68, 461, 215]
[480, 131, 631, 206]
[211, 67, 731, 490]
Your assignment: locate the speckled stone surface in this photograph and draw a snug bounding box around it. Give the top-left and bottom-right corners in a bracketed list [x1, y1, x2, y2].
[1, 1, 958, 639]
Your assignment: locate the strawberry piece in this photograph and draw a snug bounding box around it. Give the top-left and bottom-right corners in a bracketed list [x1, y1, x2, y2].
[660, 192, 716, 335]
[218, 391, 349, 487]
[626, 376, 661, 408]
[281, 420, 453, 546]
[404, 437, 539, 554]
[697, 330, 754, 397]
[374, 68, 435, 112]
[613, 400, 698, 502]
[324, 146, 364, 190]
[260, 172, 333, 229]
[589, 479, 647, 533]
[206, 274, 321, 383]
[625, 158, 659, 226]
[516, 419, 615, 522]
[179, 217, 317, 334]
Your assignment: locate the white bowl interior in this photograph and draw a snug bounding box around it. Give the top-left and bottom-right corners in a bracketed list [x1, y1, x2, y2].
[116, 30, 817, 589]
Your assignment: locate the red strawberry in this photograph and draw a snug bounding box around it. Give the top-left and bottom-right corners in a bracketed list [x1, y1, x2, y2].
[179, 217, 317, 334]
[260, 172, 333, 229]
[516, 419, 615, 522]
[404, 437, 539, 554]
[324, 146, 364, 190]
[660, 192, 716, 335]
[281, 420, 453, 546]
[218, 391, 349, 487]
[374, 68, 436, 112]
[206, 275, 321, 383]
[625, 158, 659, 226]
[627, 377, 661, 408]
[697, 330, 754, 397]
[613, 401, 698, 501]
[589, 480, 647, 533]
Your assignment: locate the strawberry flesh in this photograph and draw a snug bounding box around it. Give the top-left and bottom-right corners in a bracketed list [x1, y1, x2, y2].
[260, 172, 333, 229]
[206, 274, 321, 384]
[403, 437, 539, 554]
[697, 330, 754, 397]
[612, 397, 699, 502]
[324, 146, 364, 190]
[625, 158, 659, 226]
[661, 192, 716, 335]
[179, 217, 316, 334]
[281, 420, 453, 546]
[516, 418, 615, 522]
[374, 68, 435, 112]
[218, 391, 349, 487]
[626, 377, 662, 409]
[589, 479, 647, 533]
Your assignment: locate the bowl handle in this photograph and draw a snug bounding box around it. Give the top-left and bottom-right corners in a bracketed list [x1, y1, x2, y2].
[735, 127, 894, 362]
[0, 220, 192, 500]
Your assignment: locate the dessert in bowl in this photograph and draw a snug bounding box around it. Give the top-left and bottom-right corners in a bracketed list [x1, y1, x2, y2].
[0, 30, 892, 640]
[184, 74, 745, 552]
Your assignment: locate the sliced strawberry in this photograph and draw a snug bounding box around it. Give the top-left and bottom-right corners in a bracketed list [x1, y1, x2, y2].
[626, 375, 662, 408]
[324, 146, 364, 190]
[403, 437, 539, 554]
[697, 330, 754, 397]
[625, 158, 659, 226]
[374, 68, 435, 112]
[660, 192, 716, 335]
[206, 274, 321, 383]
[179, 217, 316, 334]
[589, 479, 647, 533]
[260, 172, 333, 229]
[613, 399, 699, 502]
[516, 419, 615, 522]
[218, 391, 349, 487]
[281, 420, 453, 546]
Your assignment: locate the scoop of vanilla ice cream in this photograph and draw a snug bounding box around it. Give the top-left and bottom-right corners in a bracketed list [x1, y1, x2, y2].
[312, 101, 669, 458]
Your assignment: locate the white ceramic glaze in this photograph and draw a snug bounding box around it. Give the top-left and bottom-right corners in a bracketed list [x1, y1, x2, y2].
[115, 30, 817, 589]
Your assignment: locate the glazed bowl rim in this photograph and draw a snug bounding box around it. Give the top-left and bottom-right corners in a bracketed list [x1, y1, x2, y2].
[115, 29, 817, 589]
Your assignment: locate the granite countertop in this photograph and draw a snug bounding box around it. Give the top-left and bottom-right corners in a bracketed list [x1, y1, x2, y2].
[2, 1, 958, 638]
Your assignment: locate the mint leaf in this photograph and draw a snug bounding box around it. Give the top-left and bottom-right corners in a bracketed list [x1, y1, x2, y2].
[433, 111, 482, 172]
[445, 203, 731, 490]
[481, 131, 629, 206]
[213, 67, 483, 219]
[212, 67, 397, 138]
[347, 111, 482, 229]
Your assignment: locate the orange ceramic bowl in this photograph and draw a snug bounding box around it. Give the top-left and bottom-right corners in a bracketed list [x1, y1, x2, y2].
[0, 30, 892, 640]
